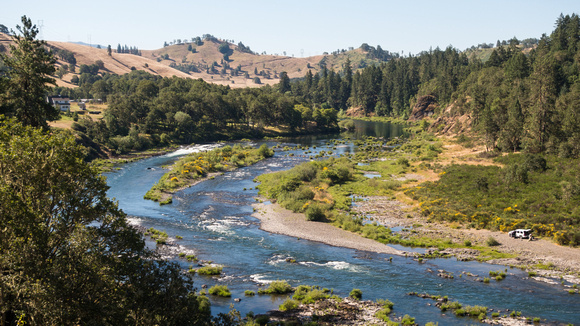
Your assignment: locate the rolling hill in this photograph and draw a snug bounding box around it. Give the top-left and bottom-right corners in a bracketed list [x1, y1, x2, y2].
[0, 32, 392, 89]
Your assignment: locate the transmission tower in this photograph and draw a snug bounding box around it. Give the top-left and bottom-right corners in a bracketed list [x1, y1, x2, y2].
[37, 20, 44, 40]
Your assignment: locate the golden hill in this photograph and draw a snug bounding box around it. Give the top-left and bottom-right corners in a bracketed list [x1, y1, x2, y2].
[1, 32, 385, 88]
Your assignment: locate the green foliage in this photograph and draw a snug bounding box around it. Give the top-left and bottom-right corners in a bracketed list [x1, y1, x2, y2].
[208, 285, 231, 297]
[305, 203, 326, 221]
[400, 314, 416, 325]
[146, 144, 274, 203]
[0, 117, 210, 324]
[257, 158, 354, 216]
[197, 266, 223, 275]
[338, 119, 356, 131]
[258, 280, 293, 295]
[279, 299, 300, 311]
[464, 305, 487, 317]
[375, 298, 395, 321]
[486, 236, 500, 246]
[407, 154, 580, 246]
[54, 70, 338, 153]
[0, 16, 59, 128]
[291, 285, 330, 304]
[349, 288, 363, 300]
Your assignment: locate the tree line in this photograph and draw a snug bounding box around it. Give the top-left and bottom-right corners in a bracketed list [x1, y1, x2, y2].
[52, 71, 337, 155]
[284, 13, 580, 157]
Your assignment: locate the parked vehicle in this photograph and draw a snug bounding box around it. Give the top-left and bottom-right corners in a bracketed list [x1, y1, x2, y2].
[508, 229, 533, 239]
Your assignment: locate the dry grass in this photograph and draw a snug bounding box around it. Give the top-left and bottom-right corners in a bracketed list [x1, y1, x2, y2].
[2, 31, 383, 89]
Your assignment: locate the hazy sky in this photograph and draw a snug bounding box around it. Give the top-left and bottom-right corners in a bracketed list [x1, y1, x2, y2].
[2, 1, 579, 57]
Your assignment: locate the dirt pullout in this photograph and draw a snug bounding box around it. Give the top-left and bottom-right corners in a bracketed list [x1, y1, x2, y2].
[252, 201, 401, 255]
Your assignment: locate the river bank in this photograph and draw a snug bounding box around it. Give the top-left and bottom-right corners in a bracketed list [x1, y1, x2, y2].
[352, 195, 580, 284]
[251, 131, 580, 286]
[252, 201, 401, 255]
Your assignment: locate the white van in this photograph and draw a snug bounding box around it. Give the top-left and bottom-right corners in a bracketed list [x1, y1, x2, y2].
[508, 229, 533, 239]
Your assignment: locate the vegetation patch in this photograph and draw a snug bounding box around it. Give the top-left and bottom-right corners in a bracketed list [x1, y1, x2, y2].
[208, 285, 231, 297]
[145, 144, 273, 203]
[197, 266, 223, 276]
[258, 280, 293, 295]
[406, 154, 580, 246]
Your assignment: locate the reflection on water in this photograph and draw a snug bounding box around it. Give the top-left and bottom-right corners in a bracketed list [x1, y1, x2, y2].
[105, 121, 580, 325]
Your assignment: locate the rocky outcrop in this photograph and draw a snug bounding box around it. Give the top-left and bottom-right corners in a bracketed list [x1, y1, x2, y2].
[409, 95, 437, 121]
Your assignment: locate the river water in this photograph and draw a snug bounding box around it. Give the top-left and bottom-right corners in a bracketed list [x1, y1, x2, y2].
[105, 120, 579, 325]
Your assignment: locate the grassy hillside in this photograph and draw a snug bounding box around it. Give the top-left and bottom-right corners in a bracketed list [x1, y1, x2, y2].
[1, 32, 394, 88]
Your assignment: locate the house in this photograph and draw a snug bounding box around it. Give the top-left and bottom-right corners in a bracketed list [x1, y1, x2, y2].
[47, 95, 70, 112]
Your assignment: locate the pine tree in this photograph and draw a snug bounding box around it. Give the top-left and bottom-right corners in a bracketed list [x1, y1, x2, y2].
[499, 99, 524, 152]
[278, 71, 291, 93]
[0, 16, 58, 128]
[525, 55, 558, 152]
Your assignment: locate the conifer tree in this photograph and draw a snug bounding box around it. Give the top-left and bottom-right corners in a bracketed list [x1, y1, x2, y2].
[0, 16, 58, 128]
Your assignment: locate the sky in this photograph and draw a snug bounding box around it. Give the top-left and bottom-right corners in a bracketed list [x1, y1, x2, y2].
[2, 1, 580, 57]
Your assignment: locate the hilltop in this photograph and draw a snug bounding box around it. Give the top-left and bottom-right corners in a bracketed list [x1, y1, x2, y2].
[0, 32, 393, 89]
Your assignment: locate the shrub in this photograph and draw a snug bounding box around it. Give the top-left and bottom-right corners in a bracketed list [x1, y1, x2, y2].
[528, 271, 537, 277]
[245, 290, 256, 296]
[257, 144, 274, 158]
[475, 176, 489, 191]
[483, 277, 490, 283]
[464, 240, 472, 247]
[349, 288, 363, 300]
[454, 308, 466, 316]
[292, 285, 313, 301]
[258, 280, 293, 294]
[292, 163, 318, 181]
[279, 299, 300, 311]
[523, 154, 547, 172]
[492, 312, 500, 318]
[254, 315, 270, 325]
[301, 289, 330, 304]
[305, 203, 326, 221]
[465, 305, 487, 317]
[486, 236, 500, 246]
[401, 314, 416, 325]
[208, 285, 231, 297]
[197, 266, 222, 275]
[397, 157, 410, 167]
[440, 301, 462, 311]
[339, 119, 355, 131]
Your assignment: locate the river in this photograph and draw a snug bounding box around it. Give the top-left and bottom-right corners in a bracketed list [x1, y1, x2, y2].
[105, 120, 579, 325]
